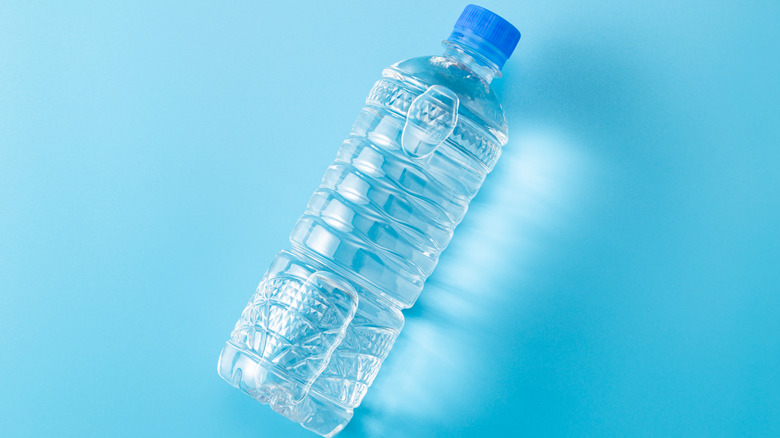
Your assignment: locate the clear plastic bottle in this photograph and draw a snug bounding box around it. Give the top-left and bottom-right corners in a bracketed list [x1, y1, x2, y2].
[218, 5, 520, 436]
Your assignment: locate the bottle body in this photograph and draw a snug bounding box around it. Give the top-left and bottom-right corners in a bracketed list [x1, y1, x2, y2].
[219, 50, 508, 437]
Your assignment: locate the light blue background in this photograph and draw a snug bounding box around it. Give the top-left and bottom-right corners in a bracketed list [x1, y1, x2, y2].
[2, 1, 778, 437]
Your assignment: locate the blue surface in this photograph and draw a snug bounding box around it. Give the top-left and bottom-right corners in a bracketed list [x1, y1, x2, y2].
[2, 1, 779, 437]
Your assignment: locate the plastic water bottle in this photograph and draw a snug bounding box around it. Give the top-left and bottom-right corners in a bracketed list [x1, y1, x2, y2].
[217, 5, 520, 436]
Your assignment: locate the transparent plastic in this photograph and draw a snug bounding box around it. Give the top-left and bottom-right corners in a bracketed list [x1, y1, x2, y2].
[218, 40, 509, 437]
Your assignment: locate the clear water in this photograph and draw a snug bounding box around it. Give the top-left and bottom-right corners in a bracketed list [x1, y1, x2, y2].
[218, 41, 509, 436]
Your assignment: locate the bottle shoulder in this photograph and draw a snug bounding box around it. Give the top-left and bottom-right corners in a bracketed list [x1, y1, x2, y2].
[381, 55, 508, 145]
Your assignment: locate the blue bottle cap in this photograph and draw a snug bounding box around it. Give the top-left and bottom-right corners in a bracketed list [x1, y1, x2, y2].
[447, 4, 521, 70]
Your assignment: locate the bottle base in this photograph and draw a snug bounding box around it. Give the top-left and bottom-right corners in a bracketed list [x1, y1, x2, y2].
[218, 341, 354, 437]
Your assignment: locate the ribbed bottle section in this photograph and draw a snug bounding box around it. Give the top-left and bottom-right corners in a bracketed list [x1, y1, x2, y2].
[291, 78, 495, 310]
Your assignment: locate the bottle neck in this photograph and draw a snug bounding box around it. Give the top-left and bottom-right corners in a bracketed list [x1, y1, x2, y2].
[442, 40, 502, 84]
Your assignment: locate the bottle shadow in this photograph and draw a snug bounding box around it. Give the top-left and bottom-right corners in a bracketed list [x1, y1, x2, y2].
[343, 36, 645, 437]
